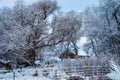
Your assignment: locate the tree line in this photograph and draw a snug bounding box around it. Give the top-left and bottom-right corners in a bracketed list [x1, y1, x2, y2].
[0, 0, 120, 68]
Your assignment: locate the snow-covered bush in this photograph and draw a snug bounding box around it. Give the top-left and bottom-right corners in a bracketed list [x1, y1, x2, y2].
[44, 57, 61, 66]
[107, 61, 120, 80]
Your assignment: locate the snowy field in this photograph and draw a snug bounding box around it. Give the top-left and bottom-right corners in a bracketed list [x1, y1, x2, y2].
[0, 60, 114, 80]
[0, 66, 70, 80]
[0, 68, 51, 80]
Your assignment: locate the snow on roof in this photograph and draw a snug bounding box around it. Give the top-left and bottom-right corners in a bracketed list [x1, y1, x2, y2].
[78, 50, 88, 56]
[0, 59, 9, 64]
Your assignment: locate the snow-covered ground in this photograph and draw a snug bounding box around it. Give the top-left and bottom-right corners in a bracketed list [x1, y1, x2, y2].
[0, 59, 113, 80]
[0, 65, 70, 80]
[0, 67, 51, 80]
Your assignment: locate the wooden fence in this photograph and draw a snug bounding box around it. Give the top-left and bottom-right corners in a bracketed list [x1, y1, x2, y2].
[57, 66, 111, 80]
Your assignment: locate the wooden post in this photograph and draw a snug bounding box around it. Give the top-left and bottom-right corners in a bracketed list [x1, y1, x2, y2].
[55, 70, 57, 77]
[13, 69, 15, 80]
[54, 70, 58, 80]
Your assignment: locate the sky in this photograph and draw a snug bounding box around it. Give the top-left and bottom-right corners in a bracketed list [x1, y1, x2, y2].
[0, 0, 99, 12]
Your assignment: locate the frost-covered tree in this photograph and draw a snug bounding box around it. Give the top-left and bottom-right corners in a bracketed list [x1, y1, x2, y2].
[83, 0, 120, 57]
[82, 7, 102, 56]
[0, 7, 32, 68]
[25, 0, 59, 61]
[51, 11, 82, 55]
[0, 0, 59, 67]
[0, 7, 15, 53]
[97, 0, 120, 56]
[13, 0, 27, 27]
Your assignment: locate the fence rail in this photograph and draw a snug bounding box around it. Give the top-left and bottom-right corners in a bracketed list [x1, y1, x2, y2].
[58, 66, 111, 80]
[59, 66, 110, 74]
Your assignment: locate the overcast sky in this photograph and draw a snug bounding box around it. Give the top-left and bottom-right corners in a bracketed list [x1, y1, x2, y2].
[0, 0, 99, 12]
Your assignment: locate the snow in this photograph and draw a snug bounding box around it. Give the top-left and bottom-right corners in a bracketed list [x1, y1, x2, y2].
[107, 61, 120, 80]
[0, 68, 52, 80]
[0, 59, 9, 64]
[77, 37, 88, 56]
[0, 65, 70, 80]
[0, 59, 114, 80]
[48, 66, 69, 79]
[0, 75, 51, 80]
[78, 50, 88, 56]
[34, 60, 40, 65]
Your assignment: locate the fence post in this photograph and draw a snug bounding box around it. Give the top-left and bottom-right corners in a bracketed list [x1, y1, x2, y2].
[13, 68, 15, 80]
[54, 70, 58, 80]
[55, 70, 57, 77]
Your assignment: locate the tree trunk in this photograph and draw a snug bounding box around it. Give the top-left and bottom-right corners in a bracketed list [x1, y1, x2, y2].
[72, 41, 78, 55]
[91, 39, 97, 56]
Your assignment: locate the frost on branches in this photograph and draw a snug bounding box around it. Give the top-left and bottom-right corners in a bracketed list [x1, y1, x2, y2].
[107, 61, 120, 80]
